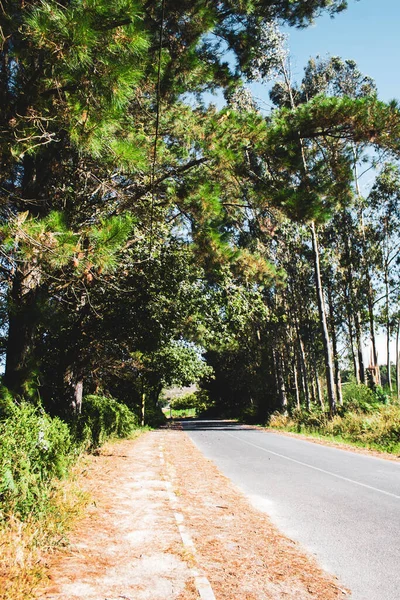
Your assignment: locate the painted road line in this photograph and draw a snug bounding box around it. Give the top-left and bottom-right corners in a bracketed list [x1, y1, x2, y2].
[224, 432, 400, 500]
[159, 443, 217, 600]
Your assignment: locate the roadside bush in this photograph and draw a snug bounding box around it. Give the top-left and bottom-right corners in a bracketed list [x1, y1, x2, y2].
[341, 382, 379, 413]
[268, 412, 292, 429]
[74, 395, 138, 449]
[0, 385, 16, 420]
[170, 393, 197, 411]
[0, 403, 75, 518]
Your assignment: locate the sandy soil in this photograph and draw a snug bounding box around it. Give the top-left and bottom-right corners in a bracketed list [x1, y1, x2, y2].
[37, 428, 350, 599]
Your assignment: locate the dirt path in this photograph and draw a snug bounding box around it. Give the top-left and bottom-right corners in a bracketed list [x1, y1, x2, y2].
[37, 429, 349, 599]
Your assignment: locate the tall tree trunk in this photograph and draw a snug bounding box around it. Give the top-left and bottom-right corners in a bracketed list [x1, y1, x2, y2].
[385, 263, 392, 391]
[366, 275, 380, 385]
[343, 231, 365, 384]
[326, 278, 343, 406]
[310, 222, 336, 415]
[141, 392, 146, 427]
[396, 321, 400, 400]
[315, 368, 324, 410]
[4, 265, 41, 396]
[354, 144, 380, 385]
[290, 303, 311, 411]
[293, 356, 301, 410]
[64, 366, 84, 415]
[354, 310, 366, 384]
[273, 348, 288, 412]
[298, 335, 311, 410]
[346, 302, 360, 383]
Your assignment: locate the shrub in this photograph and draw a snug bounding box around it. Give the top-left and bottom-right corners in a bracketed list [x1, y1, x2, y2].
[341, 382, 378, 413]
[171, 390, 212, 415]
[269, 412, 292, 429]
[0, 403, 75, 518]
[170, 393, 197, 411]
[144, 402, 166, 427]
[74, 395, 138, 449]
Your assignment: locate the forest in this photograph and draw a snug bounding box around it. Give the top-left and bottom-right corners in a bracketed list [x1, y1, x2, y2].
[1, 1, 400, 587]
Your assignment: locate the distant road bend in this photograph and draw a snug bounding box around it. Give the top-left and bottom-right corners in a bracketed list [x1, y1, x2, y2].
[182, 420, 400, 600]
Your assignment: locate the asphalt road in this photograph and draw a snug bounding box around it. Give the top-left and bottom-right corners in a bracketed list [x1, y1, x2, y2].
[182, 420, 400, 600]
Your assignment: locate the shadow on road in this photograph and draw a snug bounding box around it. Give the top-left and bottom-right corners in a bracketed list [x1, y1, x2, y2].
[176, 418, 255, 431]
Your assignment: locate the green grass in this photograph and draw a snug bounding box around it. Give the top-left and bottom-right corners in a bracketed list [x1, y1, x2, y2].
[163, 407, 197, 419]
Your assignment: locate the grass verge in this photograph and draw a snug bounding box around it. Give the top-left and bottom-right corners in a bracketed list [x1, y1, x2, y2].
[268, 401, 400, 455]
[0, 462, 90, 600]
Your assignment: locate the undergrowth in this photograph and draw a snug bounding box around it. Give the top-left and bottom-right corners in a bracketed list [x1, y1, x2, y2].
[0, 393, 141, 599]
[269, 384, 400, 454]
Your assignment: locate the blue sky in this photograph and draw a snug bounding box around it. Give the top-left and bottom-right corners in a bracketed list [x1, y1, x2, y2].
[282, 0, 399, 102]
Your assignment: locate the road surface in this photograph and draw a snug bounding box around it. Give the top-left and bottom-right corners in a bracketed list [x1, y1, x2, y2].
[182, 420, 400, 600]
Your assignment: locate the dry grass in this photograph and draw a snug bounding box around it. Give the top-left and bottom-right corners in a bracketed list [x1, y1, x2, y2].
[269, 403, 400, 454]
[0, 464, 90, 600]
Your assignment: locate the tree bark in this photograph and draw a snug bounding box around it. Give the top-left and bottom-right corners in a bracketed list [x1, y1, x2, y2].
[273, 348, 288, 413]
[354, 310, 366, 384]
[396, 321, 400, 400]
[4, 265, 41, 396]
[345, 302, 360, 383]
[64, 366, 84, 415]
[385, 263, 392, 391]
[315, 368, 324, 410]
[293, 355, 301, 410]
[310, 222, 336, 415]
[326, 279, 343, 406]
[141, 391, 146, 427]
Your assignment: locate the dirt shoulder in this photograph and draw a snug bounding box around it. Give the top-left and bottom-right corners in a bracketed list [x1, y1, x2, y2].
[37, 428, 349, 599]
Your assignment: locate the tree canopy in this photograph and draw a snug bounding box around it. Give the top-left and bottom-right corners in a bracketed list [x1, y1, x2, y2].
[2, 0, 400, 423]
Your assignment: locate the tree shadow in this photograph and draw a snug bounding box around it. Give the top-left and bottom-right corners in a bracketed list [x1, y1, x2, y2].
[177, 418, 255, 431]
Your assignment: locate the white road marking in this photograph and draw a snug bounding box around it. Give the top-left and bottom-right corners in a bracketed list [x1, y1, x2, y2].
[159, 444, 216, 600]
[224, 432, 400, 500]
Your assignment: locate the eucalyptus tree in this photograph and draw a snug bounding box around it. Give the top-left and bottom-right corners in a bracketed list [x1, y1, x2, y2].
[367, 164, 400, 391]
[241, 25, 400, 413]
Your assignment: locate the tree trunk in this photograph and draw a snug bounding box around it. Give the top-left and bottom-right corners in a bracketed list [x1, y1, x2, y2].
[273, 348, 288, 412]
[141, 391, 146, 427]
[4, 265, 41, 396]
[290, 306, 310, 411]
[346, 304, 360, 383]
[366, 276, 381, 385]
[315, 369, 324, 410]
[355, 146, 380, 385]
[354, 311, 366, 384]
[326, 278, 343, 406]
[63, 364, 84, 415]
[310, 222, 336, 415]
[396, 321, 400, 400]
[293, 356, 301, 410]
[385, 265, 392, 391]
[298, 335, 310, 410]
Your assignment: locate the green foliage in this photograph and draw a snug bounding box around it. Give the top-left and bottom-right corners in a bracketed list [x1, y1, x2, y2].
[0, 403, 75, 518]
[144, 402, 167, 428]
[149, 341, 213, 389]
[0, 386, 16, 420]
[170, 390, 212, 415]
[341, 382, 380, 413]
[73, 395, 138, 449]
